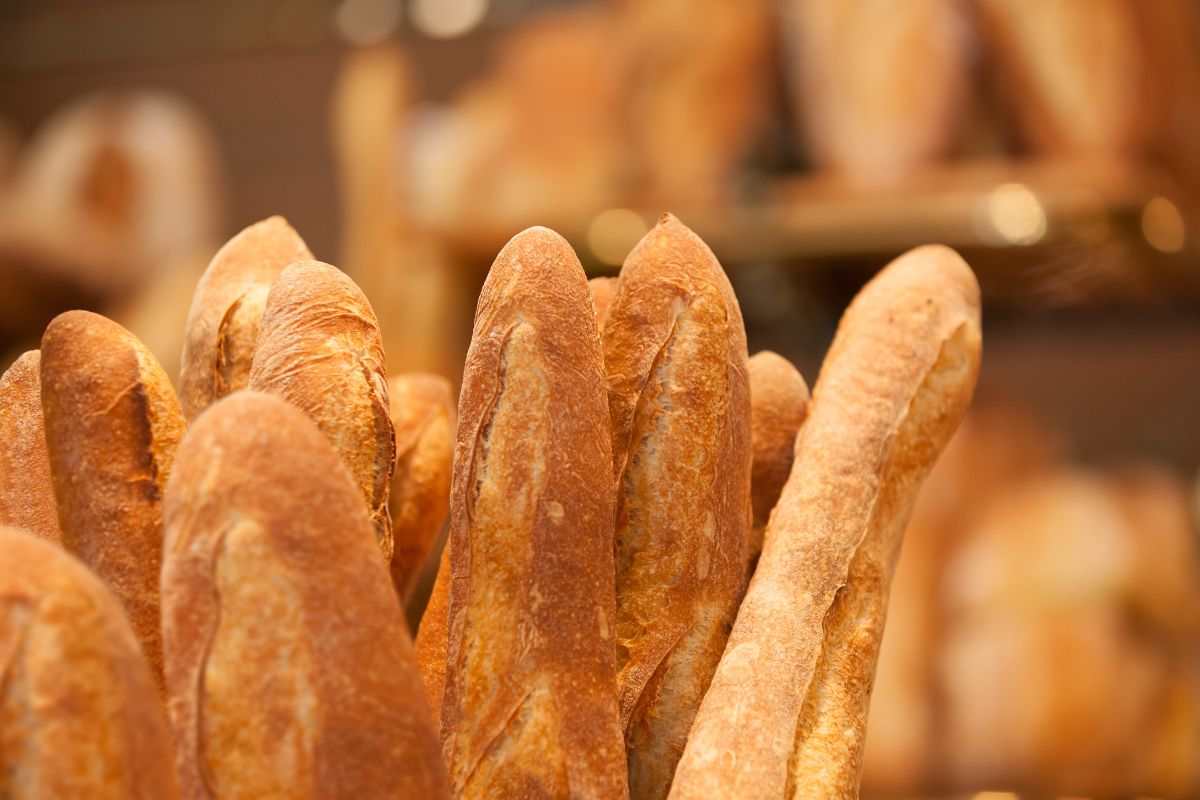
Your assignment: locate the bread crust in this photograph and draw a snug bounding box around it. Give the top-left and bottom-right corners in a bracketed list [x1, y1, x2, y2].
[416, 543, 452, 731]
[0, 527, 178, 798]
[602, 213, 751, 800]
[178, 216, 312, 420]
[669, 245, 981, 799]
[161, 390, 448, 799]
[388, 372, 455, 599]
[248, 260, 396, 560]
[40, 310, 185, 686]
[0, 351, 62, 542]
[748, 350, 809, 565]
[588, 275, 619, 332]
[442, 226, 627, 798]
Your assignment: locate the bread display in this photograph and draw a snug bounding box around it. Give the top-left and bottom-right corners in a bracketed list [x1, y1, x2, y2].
[0, 527, 178, 799]
[161, 391, 448, 798]
[440, 227, 627, 798]
[781, 0, 970, 182]
[387, 372, 455, 599]
[179, 216, 312, 420]
[747, 350, 809, 570]
[39, 310, 185, 685]
[248, 260, 396, 559]
[600, 214, 751, 799]
[0, 351, 61, 542]
[670, 245, 981, 798]
[3, 1, 1198, 792]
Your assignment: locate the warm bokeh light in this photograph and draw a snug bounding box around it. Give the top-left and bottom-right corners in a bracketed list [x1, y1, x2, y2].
[334, 0, 402, 46]
[1141, 196, 1186, 254]
[587, 208, 648, 266]
[987, 182, 1047, 245]
[411, 0, 489, 40]
[970, 793, 1019, 800]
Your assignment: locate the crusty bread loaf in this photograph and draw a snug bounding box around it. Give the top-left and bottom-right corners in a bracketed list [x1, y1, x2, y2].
[781, 0, 969, 182]
[388, 372, 455, 599]
[178, 216, 311, 420]
[40, 310, 185, 685]
[0, 351, 62, 542]
[669, 245, 981, 799]
[748, 350, 809, 570]
[248, 260, 396, 560]
[0, 527, 178, 798]
[442, 226, 627, 798]
[589, 275, 619, 332]
[161, 390, 448, 799]
[977, 0, 1147, 156]
[602, 213, 751, 800]
[415, 543, 452, 731]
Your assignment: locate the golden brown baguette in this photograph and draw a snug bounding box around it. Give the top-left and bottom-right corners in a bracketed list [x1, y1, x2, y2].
[0, 351, 62, 542]
[669, 245, 981, 799]
[161, 390, 449, 798]
[602, 213, 751, 800]
[0, 527, 179, 798]
[589, 275, 619, 332]
[388, 372, 455, 599]
[178, 216, 312, 420]
[248, 259, 396, 560]
[415, 543, 451, 731]
[442, 226, 627, 798]
[748, 350, 809, 563]
[40, 310, 185, 685]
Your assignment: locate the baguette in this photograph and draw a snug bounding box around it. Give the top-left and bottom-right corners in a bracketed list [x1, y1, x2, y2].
[40, 310, 185, 685]
[415, 543, 452, 731]
[0, 527, 178, 798]
[248, 260, 396, 560]
[589, 275, 619, 332]
[178, 216, 312, 420]
[748, 350, 810, 566]
[0, 351, 62, 542]
[669, 245, 981, 799]
[161, 390, 448, 798]
[602, 213, 751, 800]
[388, 372, 455, 599]
[442, 227, 626, 798]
